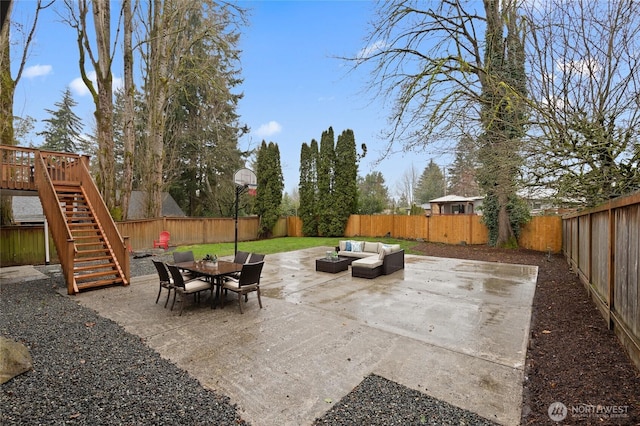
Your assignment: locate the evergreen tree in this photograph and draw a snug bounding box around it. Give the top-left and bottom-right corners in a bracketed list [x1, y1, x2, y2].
[357, 172, 389, 214]
[38, 88, 83, 153]
[255, 141, 284, 237]
[317, 127, 336, 236]
[448, 136, 480, 197]
[332, 129, 359, 235]
[299, 140, 319, 236]
[415, 159, 445, 203]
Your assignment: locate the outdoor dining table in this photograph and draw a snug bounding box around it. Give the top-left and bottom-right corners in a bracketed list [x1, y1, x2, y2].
[173, 260, 244, 308]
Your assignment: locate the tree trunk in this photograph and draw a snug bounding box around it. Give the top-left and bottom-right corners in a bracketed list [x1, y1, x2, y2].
[120, 0, 134, 220]
[0, 3, 14, 225]
[143, 0, 168, 218]
[92, 0, 115, 210]
[497, 190, 515, 247]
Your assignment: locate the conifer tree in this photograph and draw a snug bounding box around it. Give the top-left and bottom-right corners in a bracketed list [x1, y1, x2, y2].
[299, 140, 319, 236]
[317, 127, 336, 236]
[255, 141, 284, 237]
[415, 159, 446, 203]
[448, 136, 480, 197]
[38, 88, 83, 153]
[332, 129, 358, 235]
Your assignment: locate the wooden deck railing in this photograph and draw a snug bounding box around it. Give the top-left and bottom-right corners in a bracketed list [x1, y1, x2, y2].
[1, 145, 37, 191]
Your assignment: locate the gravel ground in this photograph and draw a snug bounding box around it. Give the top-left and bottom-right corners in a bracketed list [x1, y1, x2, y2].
[0, 254, 499, 426]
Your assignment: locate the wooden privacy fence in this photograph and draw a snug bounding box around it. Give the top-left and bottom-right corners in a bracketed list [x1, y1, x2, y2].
[118, 216, 263, 250]
[563, 191, 640, 370]
[337, 214, 561, 252]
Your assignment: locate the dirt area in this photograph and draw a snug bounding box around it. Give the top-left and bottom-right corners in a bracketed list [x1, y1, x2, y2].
[410, 242, 640, 425]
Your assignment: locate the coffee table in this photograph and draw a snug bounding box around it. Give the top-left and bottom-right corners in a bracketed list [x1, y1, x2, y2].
[315, 256, 351, 273]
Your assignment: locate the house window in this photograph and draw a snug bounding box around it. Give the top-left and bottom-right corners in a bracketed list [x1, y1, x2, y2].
[452, 204, 465, 214]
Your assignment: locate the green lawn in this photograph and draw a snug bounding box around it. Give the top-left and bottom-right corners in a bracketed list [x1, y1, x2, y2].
[176, 236, 422, 259]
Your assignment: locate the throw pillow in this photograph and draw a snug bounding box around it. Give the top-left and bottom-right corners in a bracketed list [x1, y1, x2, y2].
[378, 246, 391, 260]
[352, 241, 362, 252]
[345, 241, 352, 251]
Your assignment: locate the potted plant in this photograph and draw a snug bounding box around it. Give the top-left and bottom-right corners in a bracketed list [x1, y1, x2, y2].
[203, 254, 217, 266]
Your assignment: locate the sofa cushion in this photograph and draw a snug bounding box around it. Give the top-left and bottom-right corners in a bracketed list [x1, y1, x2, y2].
[363, 241, 380, 253]
[338, 250, 371, 259]
[383, 243, 401, 253]
[351, 241, 363, 252]
[352, 256, 383, 269]
[378, 246, 392, 260]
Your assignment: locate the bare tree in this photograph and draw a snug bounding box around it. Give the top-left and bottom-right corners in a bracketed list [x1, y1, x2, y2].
[119, 0, 135, 220]
[0, 0, 52, 225]
[353, 0, 528, 246]
[138, 0, 245, 218]
[523, 0, 640, 206]
[394, 163, 419, 207]
[64, 0, 118, 210]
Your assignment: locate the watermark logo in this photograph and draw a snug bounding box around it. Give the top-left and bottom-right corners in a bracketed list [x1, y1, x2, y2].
[548, 401, 630, 421]
[548, 401, 567, 422]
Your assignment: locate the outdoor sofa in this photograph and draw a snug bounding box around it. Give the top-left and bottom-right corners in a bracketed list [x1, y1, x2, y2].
[337, 240, 405, 279]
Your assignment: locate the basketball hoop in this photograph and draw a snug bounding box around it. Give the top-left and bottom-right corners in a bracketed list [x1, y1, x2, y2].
[233, 168, 257, 255]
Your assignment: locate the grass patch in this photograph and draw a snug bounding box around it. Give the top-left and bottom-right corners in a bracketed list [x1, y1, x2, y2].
[176, 236, 422, 259]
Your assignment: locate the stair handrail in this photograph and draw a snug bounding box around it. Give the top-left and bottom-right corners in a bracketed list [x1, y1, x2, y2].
[76, 156, 130, 285]
[34, 151, 77, 294]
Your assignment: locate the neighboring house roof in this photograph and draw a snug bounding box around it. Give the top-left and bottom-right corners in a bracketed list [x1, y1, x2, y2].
[11, 191, 185, 223]
[11, 196, 44, 224]
[517, 187, 557, 200]
[126, 191, 186, 219]
[429, 195, 483, 203]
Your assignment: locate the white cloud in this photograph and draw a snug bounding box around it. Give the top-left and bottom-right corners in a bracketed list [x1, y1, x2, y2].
[556, 57, 600, 77]
[69, 71, 124, 96]
[69, 71, 95, 96]
[255, 121, 282, 138]
[356, 40, 386, 61]
[24, 64, 52, 78]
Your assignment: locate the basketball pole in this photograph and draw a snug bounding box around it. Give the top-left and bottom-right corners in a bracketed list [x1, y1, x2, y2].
[234, 184, 247, 256]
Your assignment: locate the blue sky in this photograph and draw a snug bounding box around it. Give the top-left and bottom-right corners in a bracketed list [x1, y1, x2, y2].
[11, 1, 445, 196]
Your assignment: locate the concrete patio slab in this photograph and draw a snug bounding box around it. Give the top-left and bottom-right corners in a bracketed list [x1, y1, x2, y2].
[0, 265, 48, 284]
[69, 247, 537, 426]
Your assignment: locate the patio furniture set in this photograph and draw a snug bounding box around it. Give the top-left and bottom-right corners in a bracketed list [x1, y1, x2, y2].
[316, 240, 405, 279]
[152, 250, 265, 315]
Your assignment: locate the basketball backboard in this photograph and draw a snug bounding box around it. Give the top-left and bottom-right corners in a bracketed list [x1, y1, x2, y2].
[233, 168, 257, 188]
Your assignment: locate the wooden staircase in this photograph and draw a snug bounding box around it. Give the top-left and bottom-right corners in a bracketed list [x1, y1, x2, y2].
[56, 183, 126, 292]
[1, 145, 130, 294]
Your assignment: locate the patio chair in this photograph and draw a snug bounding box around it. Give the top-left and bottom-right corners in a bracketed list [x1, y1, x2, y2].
[248, 252, 265, 263]
[152, 260, 174, 308]
[234, 251, 251, 264]
[153, 231, 170, 250]
[173, 250, 199, 278]
[167, 264, 213, 316]
[221, 261, 264, 314]
[173, 250, 195, 263]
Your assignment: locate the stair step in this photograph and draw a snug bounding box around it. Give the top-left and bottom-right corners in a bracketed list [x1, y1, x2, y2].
[76, 248, 111, 255]
[69, 223, 98, 228]
[54, 183, 81, 191]
[72, 235, 103, 241]
[74, 270, 119, 280]
[74, 263, 115, 273]
[75, 256, 112, 263]
[76, 278, 124, 290]
[75, 241, 107, 247]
